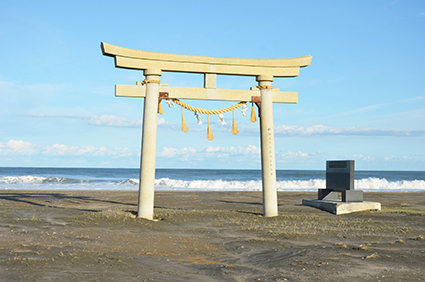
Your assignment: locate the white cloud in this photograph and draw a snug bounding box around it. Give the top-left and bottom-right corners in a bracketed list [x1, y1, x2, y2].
[384, 155, 420, 162]
[0, 140, 39, 155]
[352, 154, 374, 161]
[26, 83, 62, 94]
[245, 144, 261, 154]
[157, 118, 186, 130]
[28, 113, 141, 128]
[274, 125, 425, 137]
[204, 145, 261, 155]
[158, 147, 179, 157]
[3, 139, 419, 170]
[0, 79, 62, 96]
[111, 147, 136, 157]
[0, 80, 18, 94]
[158, 117, 166, 125]
[158, 145, 261, 159]
[156, 145, 382, 166]
[0, 140, 139, 157]
[281, 150, 310, 158]
[44, 144, 99, 156]
[158, 147, 197, 157]
[88, 115, 140, 127]
[277, 150, 328, 165]
[28, 111, 424, 137]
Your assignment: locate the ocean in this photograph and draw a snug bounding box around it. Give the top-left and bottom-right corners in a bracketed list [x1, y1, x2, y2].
[0, 167, 424, 192]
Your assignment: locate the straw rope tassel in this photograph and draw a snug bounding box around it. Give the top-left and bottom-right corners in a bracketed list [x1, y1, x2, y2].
[181, 107, 188, 132]
[207, 115, 214, 140]
[250, 103, 257, 123]
[231, 109, 239, 135]
[158, 100, 164, 114]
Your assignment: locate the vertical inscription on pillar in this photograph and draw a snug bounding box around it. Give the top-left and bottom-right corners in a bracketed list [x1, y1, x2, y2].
[268, 127, 274, 176]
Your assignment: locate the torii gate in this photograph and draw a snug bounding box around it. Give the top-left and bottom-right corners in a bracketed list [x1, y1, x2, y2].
[101, 42, 312, 219]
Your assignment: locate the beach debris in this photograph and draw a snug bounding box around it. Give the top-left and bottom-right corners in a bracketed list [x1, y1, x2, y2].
[316, 261, 329, 267]
[353, 243, 370, 251]
[363, 252, 378, 259]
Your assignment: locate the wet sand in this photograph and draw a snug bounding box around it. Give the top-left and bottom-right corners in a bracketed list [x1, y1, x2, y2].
[1, 190, 424, 281]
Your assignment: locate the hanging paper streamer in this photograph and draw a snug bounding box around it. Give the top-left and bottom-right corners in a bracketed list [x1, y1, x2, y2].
[250, 103, 257, 123]
[181, 107, 188, 132]
[241, 104, 247, 117]
[207, 115, 214, 140]
[166, 99, 175, 108]
[194, 112, 202, 124]
[231, 109, 239, 135]
[218, 113, 226, 125]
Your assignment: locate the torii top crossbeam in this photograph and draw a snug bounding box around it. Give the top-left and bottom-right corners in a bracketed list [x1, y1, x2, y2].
[102, 42, 312, 77]
[101, 42, 312, 220]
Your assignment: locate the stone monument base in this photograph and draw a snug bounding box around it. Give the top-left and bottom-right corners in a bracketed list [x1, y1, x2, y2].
[302, 199, 381, 215]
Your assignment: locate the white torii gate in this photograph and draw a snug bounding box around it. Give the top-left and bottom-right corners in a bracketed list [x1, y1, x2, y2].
[101, 42, 312, 219]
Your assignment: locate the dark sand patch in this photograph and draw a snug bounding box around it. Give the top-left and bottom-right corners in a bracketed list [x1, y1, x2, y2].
[1, 190, 424, 281]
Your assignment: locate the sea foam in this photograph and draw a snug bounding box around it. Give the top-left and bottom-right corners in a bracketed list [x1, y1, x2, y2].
[0, 176, 87, 184]
[152, 177, 425, 192]
[1, 176, 424, 192]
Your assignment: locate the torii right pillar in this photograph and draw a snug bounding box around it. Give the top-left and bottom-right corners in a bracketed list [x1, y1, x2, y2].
[257, 75, 278, 217]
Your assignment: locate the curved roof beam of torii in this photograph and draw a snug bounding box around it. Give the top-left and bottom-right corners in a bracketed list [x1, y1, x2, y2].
[101, 42, 312, 77]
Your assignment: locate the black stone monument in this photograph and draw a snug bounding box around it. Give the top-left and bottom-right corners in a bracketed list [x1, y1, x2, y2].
[318, 160, 363, 202]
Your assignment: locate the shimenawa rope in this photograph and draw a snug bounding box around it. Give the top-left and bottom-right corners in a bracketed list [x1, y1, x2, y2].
[158, 97, 257, 140]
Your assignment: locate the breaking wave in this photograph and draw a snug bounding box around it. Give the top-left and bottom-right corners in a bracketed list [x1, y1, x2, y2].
[0, 176, 90, 184]
[1, 176, 424, 192]
[153, 177, 425, 192]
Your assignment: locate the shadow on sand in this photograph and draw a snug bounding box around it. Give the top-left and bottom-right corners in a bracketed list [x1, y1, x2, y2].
[0, 192, 136, 212]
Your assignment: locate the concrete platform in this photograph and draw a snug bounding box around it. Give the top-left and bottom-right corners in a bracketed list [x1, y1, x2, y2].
[302, 199, 381, 215]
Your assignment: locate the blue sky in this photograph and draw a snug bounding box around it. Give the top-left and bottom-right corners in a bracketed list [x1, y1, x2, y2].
[1, 0, 424, 170]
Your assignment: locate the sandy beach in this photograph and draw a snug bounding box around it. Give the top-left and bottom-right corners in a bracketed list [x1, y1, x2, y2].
[0, 190, 424, 281]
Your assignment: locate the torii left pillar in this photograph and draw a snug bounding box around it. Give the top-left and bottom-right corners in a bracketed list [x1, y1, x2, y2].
[138, 69, 161, 219]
